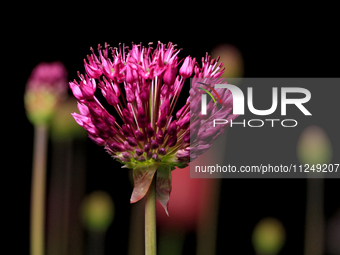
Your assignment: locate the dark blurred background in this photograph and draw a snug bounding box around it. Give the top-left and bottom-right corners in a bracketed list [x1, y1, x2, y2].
[12, 5, 339, 255]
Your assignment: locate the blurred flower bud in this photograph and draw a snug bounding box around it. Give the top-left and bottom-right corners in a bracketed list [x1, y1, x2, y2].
[210, 44, 243, 78]
[179, 56, 195, 78]
[163, 65, 177, 85]
[297, 125, 332, 165]
[24, 61, 68, 125]
[81, 191, 114, 232]
[252, 217, 286, 255]
[50, 98, 87, 141]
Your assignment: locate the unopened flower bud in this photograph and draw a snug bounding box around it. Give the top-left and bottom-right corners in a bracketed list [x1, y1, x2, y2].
[80, 76, 96, 100]
[105, 84, 119, 106]
[151, 139, 159, 149]
[139, 89, 150, 103]
[88, 102, 102, 118]
[69, 81, 84, 101]
[158, 148, 166, 155]
[108, 141, 125, 152]
[125, 85, 135, 103]
[144, 144, 150, 152]
[108, 127, 116, 137]
[125, 65, 138, 84]
[183, 132, 190, 143]
[146, 123, 154, 138]
[198, 127, 218, 141]
[192, 144, 211, 156]
[163, 65, 177, 85]
[177, 114, 190, 130]
[137, 107, 147, 128]
[97, 129, 110, 140]
[135, 149, 143, 156]
[176, 148, 190, 158]
[122, 108, 134, 124]
[122, 152, 132, 159]
[156, 130, 164, 144]
[102, 111, 116, 126]
[124, 141, 135, 151]
[90, 135, 105, 146]
[146, 151, 152, 160]
[167, 121, 177, 136]
[71, 113, 89, 127]
[122, 124, 133, 137]
[156, 114, 167, 128]
[168, 135, 177, 147]
[127, 137, 138, 147]
[26, 61, 68, 126]
[92, 118, 107, 132]
[152, 153, 160, 161]
[161, 84, 169, 97]
[135, 129, 145, 141]
[179, 56, 195, 78]
[138, 156, 146, 161]
[84, 57, 102, 79]
[160, 98, 170, 116]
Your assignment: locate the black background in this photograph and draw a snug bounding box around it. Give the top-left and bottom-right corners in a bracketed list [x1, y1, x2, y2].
[10, 5, 340, 255]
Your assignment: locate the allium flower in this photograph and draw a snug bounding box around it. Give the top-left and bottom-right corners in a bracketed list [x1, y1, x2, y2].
[25, 61, 68, 255]
[69, 42, 236, 214]
[25, 62, 68, 125]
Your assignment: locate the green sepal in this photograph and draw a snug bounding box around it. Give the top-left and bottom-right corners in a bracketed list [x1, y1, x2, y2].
[155, 164, 172, 215]
[130, 163, 159, 203]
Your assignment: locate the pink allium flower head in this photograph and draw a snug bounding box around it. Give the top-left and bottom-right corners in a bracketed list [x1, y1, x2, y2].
[69, 42, 234, 214]
[25, 61, 68, 125]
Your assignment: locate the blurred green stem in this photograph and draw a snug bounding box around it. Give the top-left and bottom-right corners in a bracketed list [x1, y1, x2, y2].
[196, 179, 221, 255]
[304, 178, 324, 255]
[30, 125, 48, 255]
[145, 176, 157, 255]
[128, 199, 144, 255]
[159, 230, 185, 255]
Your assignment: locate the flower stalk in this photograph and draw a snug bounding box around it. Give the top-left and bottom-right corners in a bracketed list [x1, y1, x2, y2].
[30, 125, 48, 255]
[25, 61, 68, 255]
[145, 175, 157, 255]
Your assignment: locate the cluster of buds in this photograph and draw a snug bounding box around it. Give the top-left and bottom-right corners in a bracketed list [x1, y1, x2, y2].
[70, 42, 235, 212]
[25, 62, 68, 125]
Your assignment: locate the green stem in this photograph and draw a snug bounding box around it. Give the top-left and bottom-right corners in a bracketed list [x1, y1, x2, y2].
[304, 178, 324, 255]
[159, 230, 185, 255]
[196, 179, 221, 255]
[145, 176, 157, 255]
[30, 125, 48, 255]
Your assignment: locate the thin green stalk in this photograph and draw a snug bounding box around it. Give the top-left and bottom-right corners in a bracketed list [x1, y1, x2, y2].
[196, 179, 221, 255]
[30, 125, 48, 255]
[145, 176, 157, 255]
[304, 178, 324, 255]
[128, 201, 144, 255]
[159, 230, 185, 255]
